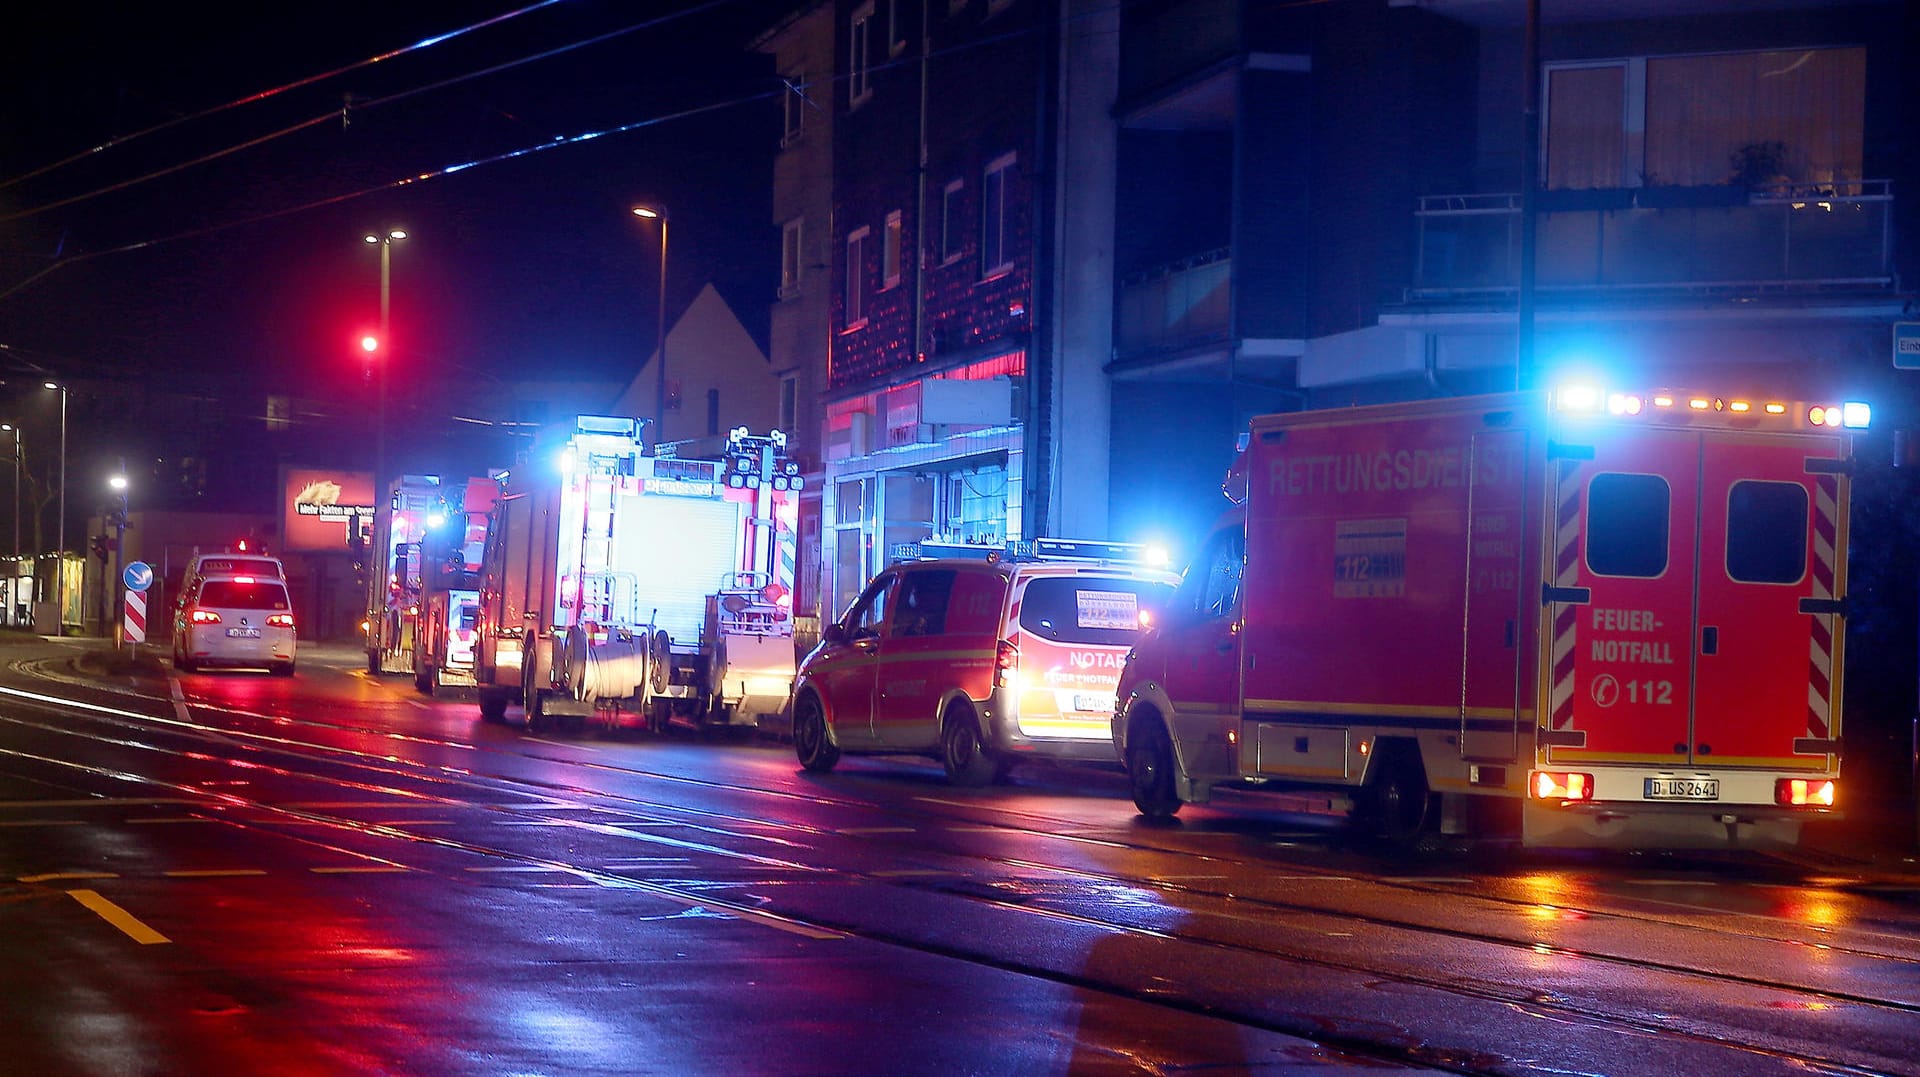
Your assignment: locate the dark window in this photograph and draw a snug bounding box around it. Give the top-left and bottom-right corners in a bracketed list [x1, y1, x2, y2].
[845, 572, 893, 638]
[893, 569, 955, 637]
[1018, 576, 1174, 646]
[1726, 480, 1807, 584]
[198, 581, 291, 610]
[1586, 473, 1670, 578]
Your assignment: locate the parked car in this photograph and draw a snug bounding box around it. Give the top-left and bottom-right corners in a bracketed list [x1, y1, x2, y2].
[790, 540, 1178, 784]
[172, 573, 297, 675]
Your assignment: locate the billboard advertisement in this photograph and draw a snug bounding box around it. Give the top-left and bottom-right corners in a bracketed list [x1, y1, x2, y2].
[282, 468, 376, 553]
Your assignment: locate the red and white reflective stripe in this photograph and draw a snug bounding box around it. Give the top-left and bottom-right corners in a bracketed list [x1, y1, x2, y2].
[775, 519, 796, 596]
[123, 591, 148, 644]
[1805, 474, 1839, 740]
[1548, 460, 1583, 729]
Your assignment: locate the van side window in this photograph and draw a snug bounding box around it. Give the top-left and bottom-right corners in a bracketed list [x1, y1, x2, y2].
[944, 570, 1007, 635]
[846, 574, 895, 639]
[1726, 480, 1808, 584]
[1176, 529, 1243, 620]
[1586, 473, 1670, 578]
[893, 569, 956, 637]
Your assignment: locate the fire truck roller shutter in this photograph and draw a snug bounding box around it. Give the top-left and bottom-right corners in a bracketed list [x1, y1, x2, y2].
[613, 492, 746, 647]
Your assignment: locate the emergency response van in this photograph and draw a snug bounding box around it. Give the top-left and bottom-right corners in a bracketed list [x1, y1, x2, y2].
[792, 539, 1178, 784]
[1114, 387, 1865, 850]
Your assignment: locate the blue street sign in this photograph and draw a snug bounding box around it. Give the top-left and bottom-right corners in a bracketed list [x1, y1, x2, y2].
[1896, 322, 1920, 371]
[123, 561, 153, 592]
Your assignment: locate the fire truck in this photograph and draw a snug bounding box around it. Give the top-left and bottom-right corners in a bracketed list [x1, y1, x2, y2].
[473, 416, 802, 735]
[413, 477, 499, 694]
[364, 474, 448, 676]
[1114, 386, 1867, 850]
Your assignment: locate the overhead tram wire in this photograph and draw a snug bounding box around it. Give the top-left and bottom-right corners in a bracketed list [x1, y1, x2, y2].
[0, 0, 736, 226]
[0, 89, 781, 304]
[0, 0, 568, 195]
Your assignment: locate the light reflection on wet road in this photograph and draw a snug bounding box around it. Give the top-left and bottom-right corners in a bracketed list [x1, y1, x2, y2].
[2, 638, 1918, 1075]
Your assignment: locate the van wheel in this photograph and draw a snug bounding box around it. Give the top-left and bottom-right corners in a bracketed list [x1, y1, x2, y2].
[793, 693, 839, 772]
[941, 706, 996, 787]
[1127, 720, 1182, 818]
[1361, 746, 1432, 847]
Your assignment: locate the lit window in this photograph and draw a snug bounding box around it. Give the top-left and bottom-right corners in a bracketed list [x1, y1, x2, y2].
[982, 153, 1015, 277]
[850, 2, 875, 108]
[941, 179, 964, 264]
[845, 226, 870, 328]
[781, 218, 804, 299]
[882, 211, 903, 289]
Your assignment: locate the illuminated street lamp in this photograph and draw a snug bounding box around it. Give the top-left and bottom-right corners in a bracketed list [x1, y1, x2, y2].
[108, 469, 129, 642]
[363, 228, 407, 493]
[630, 205, 669, 444]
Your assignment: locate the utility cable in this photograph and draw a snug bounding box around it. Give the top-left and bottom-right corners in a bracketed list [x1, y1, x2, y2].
[0, 0, 567, 194]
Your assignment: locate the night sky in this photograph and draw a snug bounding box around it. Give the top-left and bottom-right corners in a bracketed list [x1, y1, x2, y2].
[1, 1, 796, 402]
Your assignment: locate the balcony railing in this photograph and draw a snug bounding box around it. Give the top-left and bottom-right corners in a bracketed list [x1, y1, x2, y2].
[1411, 181, 1894, 298]
[1116, 248, 1231, 358]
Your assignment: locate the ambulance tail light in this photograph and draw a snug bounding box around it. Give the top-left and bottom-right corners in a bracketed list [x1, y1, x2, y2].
[1776, 778, 1836, 807]
[993, 639, 1019, 689]
[1530, 770, 1593, 802]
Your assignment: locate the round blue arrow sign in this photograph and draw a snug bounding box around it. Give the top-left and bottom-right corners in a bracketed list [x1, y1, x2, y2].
[123, 561, 153, 592]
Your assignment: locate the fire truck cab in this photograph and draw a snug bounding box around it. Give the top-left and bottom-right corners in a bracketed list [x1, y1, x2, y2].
[1115, 387, 1865, 850]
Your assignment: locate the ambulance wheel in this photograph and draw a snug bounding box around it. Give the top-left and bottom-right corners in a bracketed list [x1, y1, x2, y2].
[940, 705, 996, 787]
[1361, 745, 1432, 847]
[1126, 720, 1181, 819]
[793, 693, 839, 773]
[477, 687, 509, 724]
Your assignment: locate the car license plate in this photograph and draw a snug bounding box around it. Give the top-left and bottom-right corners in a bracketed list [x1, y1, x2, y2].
[226, 627, 261, 639]
[1073, 692, 1114, 714]
[1645, 776, 1718, 800]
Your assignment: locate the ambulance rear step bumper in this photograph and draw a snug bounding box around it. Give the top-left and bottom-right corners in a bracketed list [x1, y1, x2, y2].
[1523, 800, 1840, 850]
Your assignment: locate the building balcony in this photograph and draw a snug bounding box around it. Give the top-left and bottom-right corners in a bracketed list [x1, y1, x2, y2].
[1410, 181, 1894, 300]
[1115, 248, 1232, 362]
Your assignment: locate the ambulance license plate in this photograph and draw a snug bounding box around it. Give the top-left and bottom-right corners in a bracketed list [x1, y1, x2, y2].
[1073, 693, 1115, 714]
[1645, 777, 1718, 800]
[226, 628, 261, 639]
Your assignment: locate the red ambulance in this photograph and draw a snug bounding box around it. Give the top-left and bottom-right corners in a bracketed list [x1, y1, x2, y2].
[1114, 387, 1864, 849]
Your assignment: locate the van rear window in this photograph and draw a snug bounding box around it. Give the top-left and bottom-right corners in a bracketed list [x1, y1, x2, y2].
[1726, 480, 1807, 584]
[198, 581, 291, 610]
[1018, 578, 1173, 646]
[1585, 473, 1669, 578]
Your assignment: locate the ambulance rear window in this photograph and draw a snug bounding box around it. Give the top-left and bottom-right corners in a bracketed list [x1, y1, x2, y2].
[1018, 577, 1174, 645]
[1726, 480, 1807, 584]
[1586, 473, 1669, 578]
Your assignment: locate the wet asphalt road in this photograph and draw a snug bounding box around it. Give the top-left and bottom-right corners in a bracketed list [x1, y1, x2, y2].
[3, 635, 1920, 1076]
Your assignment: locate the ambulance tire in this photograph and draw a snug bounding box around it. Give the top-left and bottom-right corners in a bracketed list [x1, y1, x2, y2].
[1361, 744, 1432, 848]
[1126, 720, 1182, 819]
[793, 692, 839, 773]
[940, 705, 996, 787]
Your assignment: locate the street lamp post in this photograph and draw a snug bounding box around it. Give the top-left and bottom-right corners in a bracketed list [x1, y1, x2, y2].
[630, 205, 670, 445]
[109, 468, 128, 649]
[44, 382, 66, 629]
[1, 423, 18, 559]
[363, 229, 407, 495]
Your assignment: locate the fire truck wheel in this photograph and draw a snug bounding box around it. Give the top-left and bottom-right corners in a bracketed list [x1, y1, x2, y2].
[477, 688, 509, 723]
[793, 693, 839, 773]
[647, 698, 671, 735]
[414, 665, 434, 695]
[1361, 746, 1432, 847]
[524, 689, 550, 734]
[1126, 720, 1182, 819]
[365, 650, 379, 675]
[941, 706, 996, 787]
